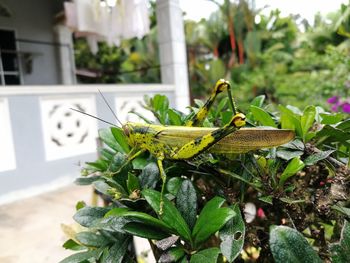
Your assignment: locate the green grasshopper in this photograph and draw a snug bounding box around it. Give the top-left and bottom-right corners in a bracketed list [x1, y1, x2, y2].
[74, 79, 294, 214]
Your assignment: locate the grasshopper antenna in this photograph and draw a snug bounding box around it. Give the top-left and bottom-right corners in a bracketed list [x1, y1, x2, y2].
[70, 108, 117, 127]
[98, 89, 123, 126]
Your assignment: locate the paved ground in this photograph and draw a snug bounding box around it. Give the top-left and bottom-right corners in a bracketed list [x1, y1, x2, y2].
[0, 185, 92, 263]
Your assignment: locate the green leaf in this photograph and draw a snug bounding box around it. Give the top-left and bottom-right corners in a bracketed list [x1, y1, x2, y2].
[281, 139, 304, 151]
[166, 177, 183, 195]
[168, 109, 182, 125]
[190, 247, 220, 263]
[139, 162, 160, 189]
[93, 180, 111, 195]
[304, 150, 335, 166]
[75, 201, 86, 211]
[276, 149, 304, 161]
[142, 189, 192, 243]
[250, 105, 277, 127]
[301, 106, 316, 141]
[105, 208, 172, 232]
[111, 127, 130, 153]
[86, 160, 108, 172]
[259, 196, 273, 205]
[62, 239, 85, 251]
[59, 249, 101, 263]
[336, 119, 350, 131]
[332, 205, 350, 217]
[331, 220, 350, 263]
[279, 105, 302, 137]
[315, 125, 350, 147]
[159, 247, 186, 263]
[219, 204, 245, 262]
[127, 173, 140, 194]
[320, 113, 343, 125]
[99, 128, 124, 153]
[75, 176, 100, 186]
[75, 231, 109, 247]
[192, 196, 235, 247]
[270, 225, 322, 263]
[279, 157, 305, 187]
[73, 207, 110, 227]
[99, 148, 115, 161]
[103, 235, 131, 263]
[251, 95, 265, 107]
[176, 179, 197, 230]
[123, 222, 169, 240]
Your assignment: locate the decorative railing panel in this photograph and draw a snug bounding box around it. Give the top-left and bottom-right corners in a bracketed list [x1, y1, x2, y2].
[0, 84, 175, 203]
[0, 98, 16, 172]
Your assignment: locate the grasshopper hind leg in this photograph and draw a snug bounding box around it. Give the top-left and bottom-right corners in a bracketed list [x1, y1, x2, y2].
[157, 155, 167, 216]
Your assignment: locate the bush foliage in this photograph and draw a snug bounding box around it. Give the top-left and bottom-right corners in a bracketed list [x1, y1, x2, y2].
[61, 93, 349, 262]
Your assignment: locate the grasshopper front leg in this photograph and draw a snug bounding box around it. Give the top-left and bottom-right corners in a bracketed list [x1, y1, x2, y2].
[173, 113, 246, 160]
[186, 79, 237, 127]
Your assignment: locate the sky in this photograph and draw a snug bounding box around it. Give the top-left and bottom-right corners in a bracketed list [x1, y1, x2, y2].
[179, 0, 349, 23]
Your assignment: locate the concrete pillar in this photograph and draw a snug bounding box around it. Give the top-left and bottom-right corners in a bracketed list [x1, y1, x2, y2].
[54, 25, 76, 85]
[156, 0, 190, 112]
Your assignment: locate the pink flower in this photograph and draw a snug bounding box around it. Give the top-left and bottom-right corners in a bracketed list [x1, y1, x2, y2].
[327, 96, 339, 104]
[331, 104, 339, 112]
[342, 102, 350, 113]
[257, 208, 266, 219]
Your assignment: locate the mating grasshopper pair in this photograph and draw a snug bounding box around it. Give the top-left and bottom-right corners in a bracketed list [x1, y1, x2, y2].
[76, 79, 294, 213]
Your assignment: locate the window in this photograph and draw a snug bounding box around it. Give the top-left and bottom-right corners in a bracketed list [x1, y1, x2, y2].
[0, 29, 20, 85]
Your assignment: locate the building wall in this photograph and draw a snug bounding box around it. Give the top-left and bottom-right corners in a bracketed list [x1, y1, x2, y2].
[0, 0, 64, 85]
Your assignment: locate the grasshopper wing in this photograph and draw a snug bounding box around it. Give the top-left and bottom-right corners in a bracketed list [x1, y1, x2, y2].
[157, 126, 295, 154]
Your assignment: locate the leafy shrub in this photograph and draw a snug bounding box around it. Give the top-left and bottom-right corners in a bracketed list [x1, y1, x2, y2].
[61, 94, 349, 262]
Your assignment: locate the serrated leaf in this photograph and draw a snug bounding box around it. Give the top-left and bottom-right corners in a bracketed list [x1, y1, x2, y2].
[331, 220, 350, 263]
[304, 150, 335, 166]
[176, 180, 197, 230]
[111, 127, 130, 153]
[73, 207, 110, 227]
[219, 204, 245, 262]
[279, 157, 305, 187]
[270, 225, 322, 263]
[250, 105, 277, 127]
[139, 162, 160, 189]
[190, 247, 220, 263]
[192, 196, 235, 247]
[142, 189, 192, 243]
